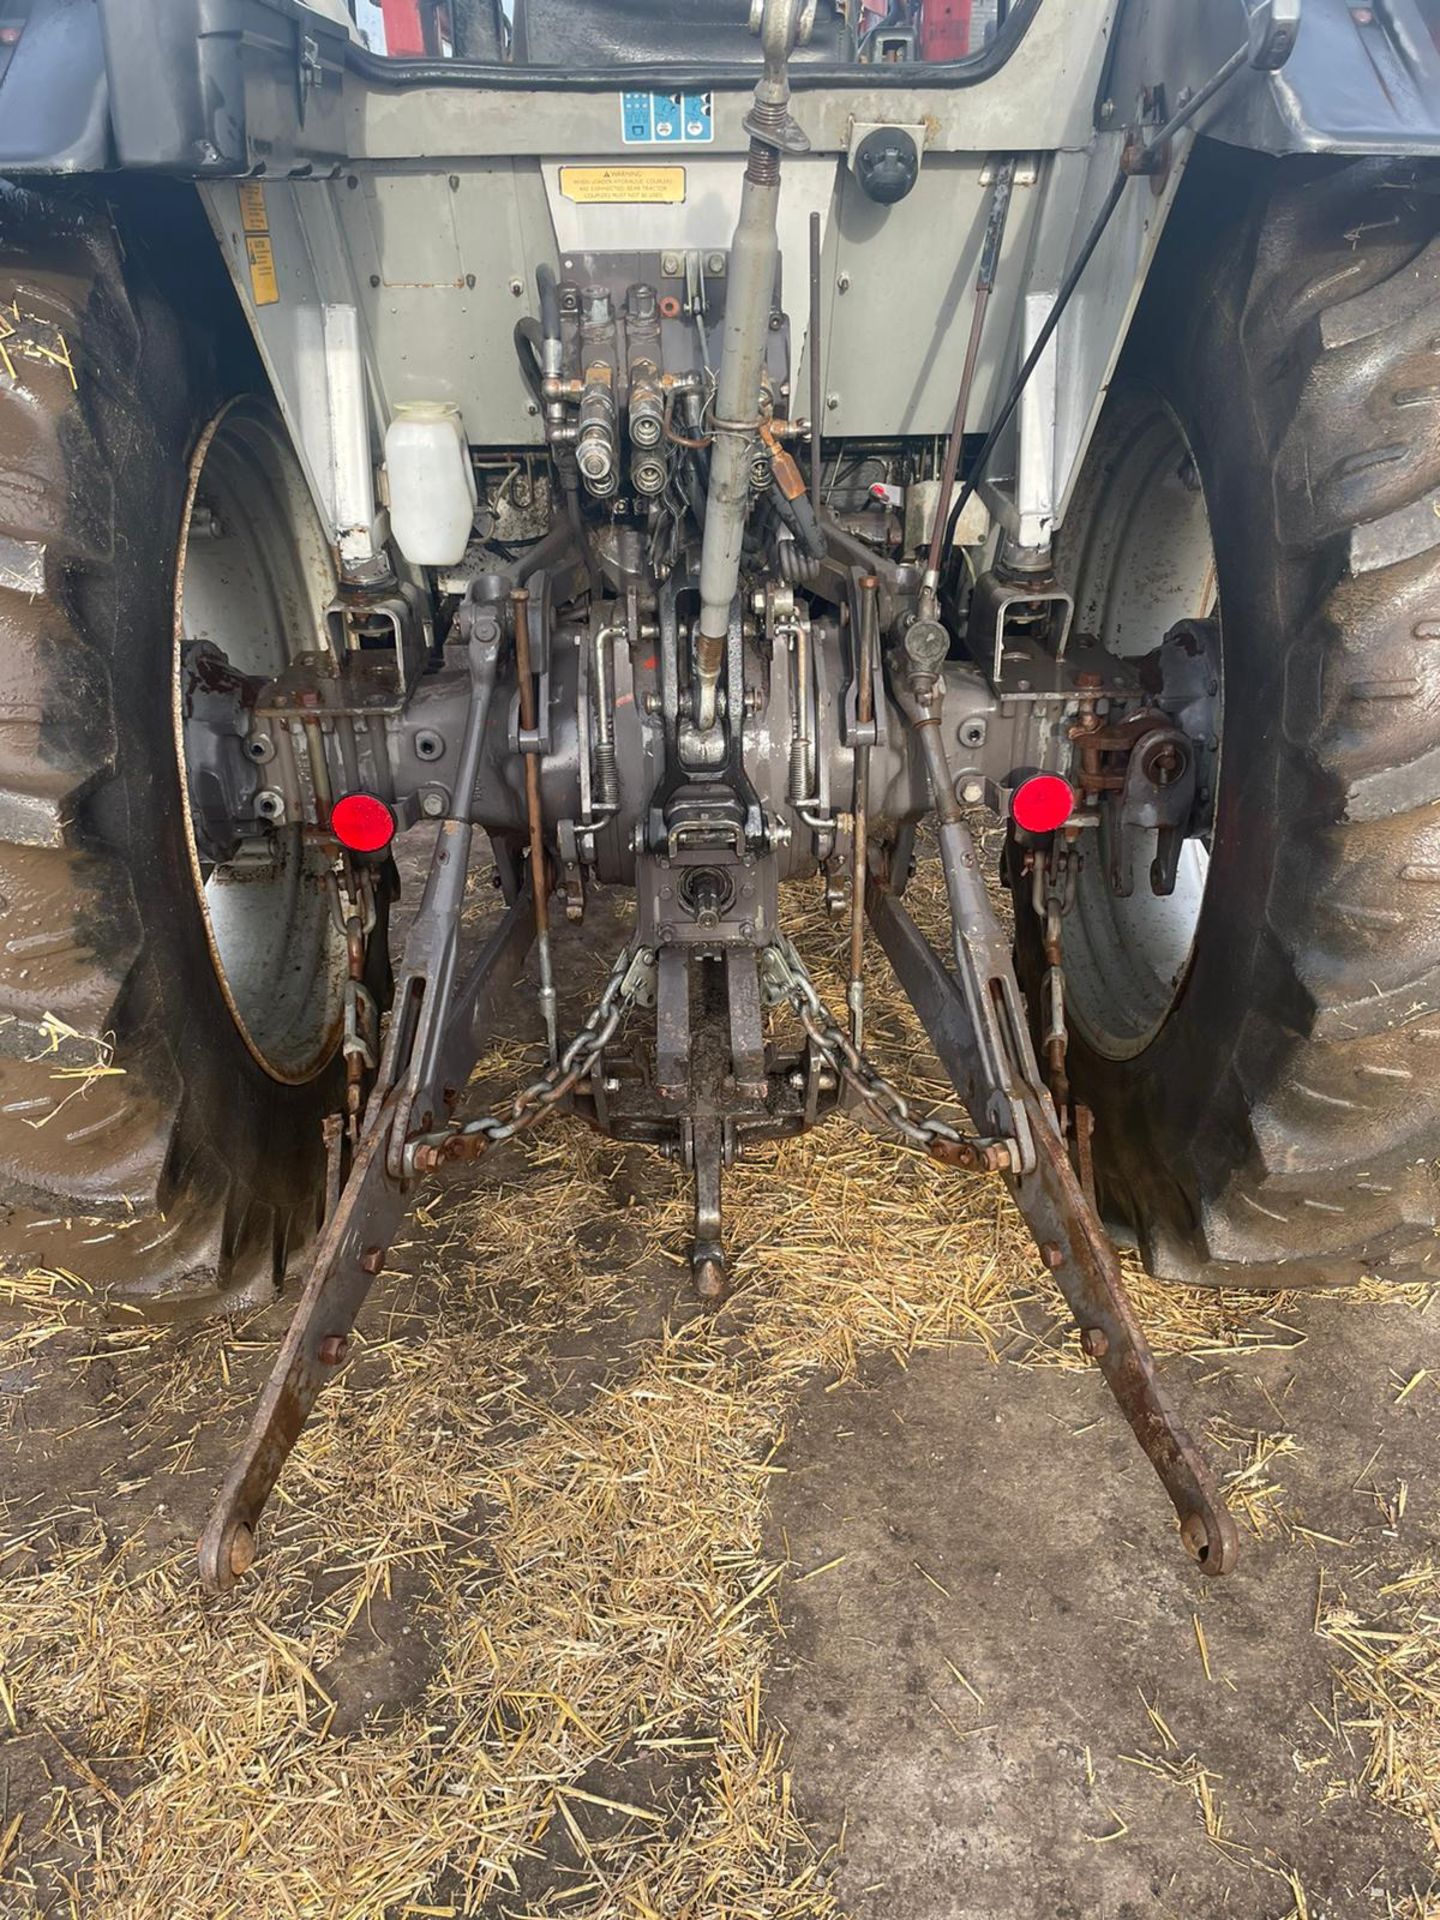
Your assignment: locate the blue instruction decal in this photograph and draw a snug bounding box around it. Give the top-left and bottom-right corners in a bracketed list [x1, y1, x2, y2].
[621, 91, 715, 147]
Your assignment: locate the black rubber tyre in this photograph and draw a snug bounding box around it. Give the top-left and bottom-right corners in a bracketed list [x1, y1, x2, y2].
[1018, 149, 1440, 1290]
[0, 184, 354, 1313]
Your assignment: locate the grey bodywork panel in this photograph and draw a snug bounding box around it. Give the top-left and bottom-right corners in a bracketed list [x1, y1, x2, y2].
[3, 0, 1440, 175]
[5, 0, 1440, 562]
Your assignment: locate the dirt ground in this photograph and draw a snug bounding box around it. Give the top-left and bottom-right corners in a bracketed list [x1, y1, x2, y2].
[769, 1296, 1440, 1919]
[1, 852, 1438, 1918]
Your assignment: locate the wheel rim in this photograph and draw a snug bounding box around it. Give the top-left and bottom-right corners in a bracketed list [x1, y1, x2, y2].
[1060, 394, 1222, 1062]
[172, 400, 347, 1084]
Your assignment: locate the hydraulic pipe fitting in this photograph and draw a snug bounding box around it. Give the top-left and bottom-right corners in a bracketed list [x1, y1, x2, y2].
[629, 363, 666, 451]
[576, 372, 619, 499]
[632, 450, 671, 498]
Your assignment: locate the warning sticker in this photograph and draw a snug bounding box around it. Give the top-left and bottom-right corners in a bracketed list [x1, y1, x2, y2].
[238, 182, 279, 306]
[559, 165, 687, 206]
[245, 234, 281, 307]
[238, 180, 269, 235]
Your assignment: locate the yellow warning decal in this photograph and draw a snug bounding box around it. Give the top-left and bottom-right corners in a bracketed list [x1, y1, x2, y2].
[238, 180, 269, 234]
[559, 165, 687, 205]
[238, 182, 279, 306]
[245, 234, 281, 307]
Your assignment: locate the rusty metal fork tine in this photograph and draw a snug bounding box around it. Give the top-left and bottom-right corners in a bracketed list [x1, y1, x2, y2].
[1016, 1083, 1238, 1575]
[198, 889, 535, 1594]
[867, 883, 1239, 1577]
[198, 1106, 406, 1594]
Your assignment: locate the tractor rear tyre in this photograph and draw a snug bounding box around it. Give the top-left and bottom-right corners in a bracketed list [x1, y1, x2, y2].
[0, 186, 365, 1313]
[1019, 151, 1440, 1290]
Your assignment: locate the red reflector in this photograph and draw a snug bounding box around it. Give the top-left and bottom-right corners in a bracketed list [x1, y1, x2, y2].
[331, 793, 396, 853]
[1011, 774, 1074, 835]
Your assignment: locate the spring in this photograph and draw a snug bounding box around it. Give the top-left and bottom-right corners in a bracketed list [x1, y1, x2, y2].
[743, 106, 787, 187]
[788, 736, 813, 806]
[595, 741, 619, 810]
[777, 541, 821, 587]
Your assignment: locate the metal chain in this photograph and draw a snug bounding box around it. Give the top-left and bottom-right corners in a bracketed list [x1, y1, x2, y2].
[330, 858, 380, 1138]
[404, 942, 652, 1173]
[1031, 844, 1076, 1116]
[404, 934, 1010, 1178]
[759, 938, 1012, 1172]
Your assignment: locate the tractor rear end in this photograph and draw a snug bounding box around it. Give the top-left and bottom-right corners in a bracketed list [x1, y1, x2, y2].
[1, 0, 1439, 1588]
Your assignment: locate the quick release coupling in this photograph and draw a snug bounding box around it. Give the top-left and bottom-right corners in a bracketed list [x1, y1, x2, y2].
[576, 374, 619, 499]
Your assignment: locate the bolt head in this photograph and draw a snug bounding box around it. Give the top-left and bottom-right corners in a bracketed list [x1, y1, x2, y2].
[1080, 1327, 1110, 1360]
[318, 1334, 350, 1366]
[421, 790, 447, 818]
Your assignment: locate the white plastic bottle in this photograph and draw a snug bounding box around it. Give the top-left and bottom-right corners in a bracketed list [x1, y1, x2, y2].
[384, 402, 477, 566]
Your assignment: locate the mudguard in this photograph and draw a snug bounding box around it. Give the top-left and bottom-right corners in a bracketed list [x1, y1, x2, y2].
[1105, 0, 1440, 158]
[0, 0, 348, 176]
[0, 0, 111, 172]
[1219, 0, 1440, 155]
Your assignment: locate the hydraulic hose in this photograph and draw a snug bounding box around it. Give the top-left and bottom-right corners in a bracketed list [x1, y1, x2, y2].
[536, 262, 562, 353]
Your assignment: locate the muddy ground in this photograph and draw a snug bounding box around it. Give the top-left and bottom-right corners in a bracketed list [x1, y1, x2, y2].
[1, 856, 1437, 1917]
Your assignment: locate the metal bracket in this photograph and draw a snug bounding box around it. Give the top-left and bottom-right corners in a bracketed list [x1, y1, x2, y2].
[1249, 0, 1302, 69]
[1108, 723, 1198, 900]
[967, 568, 1076, 687]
